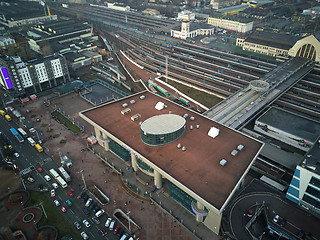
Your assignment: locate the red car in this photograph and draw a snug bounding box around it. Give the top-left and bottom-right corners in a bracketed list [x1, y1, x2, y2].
[113, 225, 120, 234]
[37, 167, 43, 173]
[61, 207, 67, 212]
[67, 191, 74, 197]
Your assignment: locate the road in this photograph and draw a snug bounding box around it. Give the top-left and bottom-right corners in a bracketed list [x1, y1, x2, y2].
[0, 115, 126, 240]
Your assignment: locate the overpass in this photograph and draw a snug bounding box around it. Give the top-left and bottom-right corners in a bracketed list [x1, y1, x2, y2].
[204, 57, 314, 130]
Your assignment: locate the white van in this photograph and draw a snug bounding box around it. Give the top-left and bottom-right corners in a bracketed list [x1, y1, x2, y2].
[27, 137, 36, 146]
[120, 233, 128, 240]
[44, 175, 51, 181]
[95, 209, 105, 218]
[109, 220, 115, 231]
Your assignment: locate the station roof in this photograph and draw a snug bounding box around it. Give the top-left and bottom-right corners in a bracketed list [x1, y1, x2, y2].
[81, 91, 263, 210]
[257, 107, 320, 143]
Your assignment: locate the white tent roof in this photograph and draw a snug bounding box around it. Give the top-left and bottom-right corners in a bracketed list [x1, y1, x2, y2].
[208, 127, 219, 139]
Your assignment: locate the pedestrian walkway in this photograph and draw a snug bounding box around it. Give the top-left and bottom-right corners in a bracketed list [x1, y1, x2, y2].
[19, 166, 33, 176]
[91, 144, 221, 240]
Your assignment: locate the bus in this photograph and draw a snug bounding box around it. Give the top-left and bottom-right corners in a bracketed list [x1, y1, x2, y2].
[49, 169, 60, 179]
[17, 128, 28, 138]
[35, 144, 43, 152]
[56, 176, 67, 188]
[27, 137, 36, 146]
[9, 128, 24, 143]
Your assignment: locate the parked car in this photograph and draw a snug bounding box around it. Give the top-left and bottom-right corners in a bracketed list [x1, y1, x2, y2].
[54, 200, 60, 206]
[61, 207, 67, 213]
[273, 215, 279, 223]
[83, 219, 91, 228]
[105, 217, 112, 228]
[50, 189, 55, 197]
[67, 191, 74, 197]
[113, 225, 120, 234]
[44, 175, 51, 181]
[52, 182, 59, 189]
[37, 167, 43, 173]
[66, 199, 72, 207]
[85, 198, 93, 207]
[27, 176, 34, 183]
[14, 152, 19, 157]
[93, 206, 101, 213]
[98, 228, 107, 237]
[83, 208, 90, 216]
[80, 231, 89, 240]
[74, 221, 81, 230]
[92, 216, 100, 225]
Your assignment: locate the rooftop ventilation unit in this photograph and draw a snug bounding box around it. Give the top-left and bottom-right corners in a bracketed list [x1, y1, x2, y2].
[190, 116, 195, 121]
[169, 111, 172, 114]
[177, 143, 181, 149]
[220, 159, 227, 166]
[208, 127, 219, 139]
[183, 114, 189, 118]
[237, 144, 244, 151]
[130, 100, 136, 104]
[196, 125, 200, 129]
[122, 103, 128, 108]
[131, 114, 141, 121]
[182, 146, 186, 152]
[121, 108, 131, 115]
[140, 95, 145, 100]
[190, 125, 193, 130]
[155, 102, 165, 110]
[231, 150, 238, 156]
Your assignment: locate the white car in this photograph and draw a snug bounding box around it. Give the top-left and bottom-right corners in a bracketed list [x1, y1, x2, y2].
[273, 215, 279, 223]
[83, 220, 90, 228]
[50, 189, 55, 197]
[14, 152, 19, 157]
[80, 231, 89, 239]
[52, 182, 59, 189]
[105, 217, 112, 227]
[54, 200, 60, 206]
[44, 175, 51, 181]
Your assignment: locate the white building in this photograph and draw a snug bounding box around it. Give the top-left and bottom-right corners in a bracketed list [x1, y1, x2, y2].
[207, 17, 253, 33]
[177, 11, 196, 21]
[171, 21, 214, 40]
[107, 3, 130, 12]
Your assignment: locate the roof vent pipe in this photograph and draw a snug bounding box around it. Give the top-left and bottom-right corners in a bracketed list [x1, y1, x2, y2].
[182, 146, 186, 152]
[177, 143, 181, 149]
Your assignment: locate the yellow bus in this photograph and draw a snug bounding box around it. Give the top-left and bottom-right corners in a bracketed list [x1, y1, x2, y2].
[35, 144, 43, 152]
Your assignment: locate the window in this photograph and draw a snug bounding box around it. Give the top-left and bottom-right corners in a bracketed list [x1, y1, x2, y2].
[310, 177, 320, 188]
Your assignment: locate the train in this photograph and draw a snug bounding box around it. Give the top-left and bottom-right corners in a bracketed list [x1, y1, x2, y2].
[148, 80, 169, 96]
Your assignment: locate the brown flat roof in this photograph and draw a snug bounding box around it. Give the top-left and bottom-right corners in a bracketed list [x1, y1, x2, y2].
[81, 91, 263, 210]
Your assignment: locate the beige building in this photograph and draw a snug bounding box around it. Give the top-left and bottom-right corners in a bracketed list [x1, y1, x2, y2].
[143, 8, 160, 16]
[80, 91, 263, 235]
[207, 17, 253, 33]
[171, 21, 215, 40]
[236, 32, 320, 62]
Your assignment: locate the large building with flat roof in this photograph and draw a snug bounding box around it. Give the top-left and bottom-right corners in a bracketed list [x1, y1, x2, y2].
[80, 91, 263, 234]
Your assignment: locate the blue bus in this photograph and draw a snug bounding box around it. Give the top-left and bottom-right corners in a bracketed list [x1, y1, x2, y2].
[10, 128, 24, 143]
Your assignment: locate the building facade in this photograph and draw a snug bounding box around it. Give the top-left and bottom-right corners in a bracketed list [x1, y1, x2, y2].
[0, 54, 70, 95]
[286, 138, 320, 217]
[171, 21, 214, 40]
[207, 17, 253, 33]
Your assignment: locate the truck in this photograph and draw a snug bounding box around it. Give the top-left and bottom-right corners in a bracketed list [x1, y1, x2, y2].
[58, 166, 71, 182]
[5, 115, 11, 121]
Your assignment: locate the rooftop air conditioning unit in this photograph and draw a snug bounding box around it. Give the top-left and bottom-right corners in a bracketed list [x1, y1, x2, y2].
[196, 125, 200, 129]
[220, 159, 227, 166]
[131, 114, 141, 121]
[140, 95, 145, 100]
[122, 103, 128, 107]
[183, 114, 189, 118]
[190, 116, 195, 121]
[130, 100, 135, 104]
[231, 150, 238, 156]
[177, 143, 181, 149]
[237, 144, 244, 151]
[190, 125, 193, 130]
[182, 146, 186, 152]
[121, 108, 131, 115]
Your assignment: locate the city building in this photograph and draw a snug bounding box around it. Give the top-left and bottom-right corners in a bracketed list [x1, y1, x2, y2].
[171, 21, 214, 40]
[0, 54, 70, 96]
[286, 137, 320, 217]
[210, 0, 241, 10]
[142, 8, 160, 16]
[0, 36, 15, 48]
[215, 4, 252, 16]
[236, 32, 320, 61]
[80, 91, 263, 235]
[106, 3, 130, 12]
[177, 11, 196, 21]
[27, 20, 92, 53]
[0, 1, 57, 28]
[208, 16, 253, 33]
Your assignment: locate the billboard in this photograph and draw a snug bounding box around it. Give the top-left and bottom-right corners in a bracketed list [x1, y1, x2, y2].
[0, 67, 13, 89]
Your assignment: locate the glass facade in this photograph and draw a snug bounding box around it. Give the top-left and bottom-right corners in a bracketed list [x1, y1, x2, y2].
[136, 158, 154, 174]
[169, 181, 195, 214]
[109, 138, 131, 162]
[141, 126, 185, 146]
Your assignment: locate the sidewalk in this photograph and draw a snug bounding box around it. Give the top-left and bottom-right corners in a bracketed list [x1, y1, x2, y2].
[91, 144, 222, 240]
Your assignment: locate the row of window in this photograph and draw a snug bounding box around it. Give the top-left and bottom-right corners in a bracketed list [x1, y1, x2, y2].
[302, 194, 320, 210]
[310, 177, 320, 188]
[306, 186, 320, 199]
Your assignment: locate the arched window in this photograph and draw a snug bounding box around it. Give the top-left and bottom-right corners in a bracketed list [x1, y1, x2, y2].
[296, 44, 316, 60]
